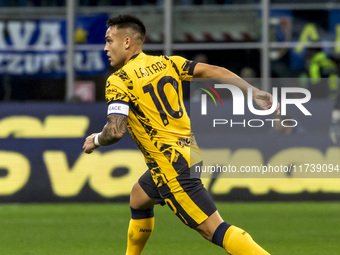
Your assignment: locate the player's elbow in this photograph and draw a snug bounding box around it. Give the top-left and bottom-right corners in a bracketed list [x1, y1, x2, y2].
[100, 124, 127, 145]
[107, 130, 126, 144]
[114, 131, 126, 141]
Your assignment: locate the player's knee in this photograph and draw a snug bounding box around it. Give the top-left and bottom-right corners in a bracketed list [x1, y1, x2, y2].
[197, 228, 213, 241]
[196, 222, 217, 241]
[196, 211, 225, 242]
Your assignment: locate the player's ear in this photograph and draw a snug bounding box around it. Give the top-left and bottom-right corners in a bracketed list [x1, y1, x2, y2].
[124, 37, 131, 50]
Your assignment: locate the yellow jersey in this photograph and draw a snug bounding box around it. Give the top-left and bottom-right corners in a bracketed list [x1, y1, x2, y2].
[105, 52, 201, 185]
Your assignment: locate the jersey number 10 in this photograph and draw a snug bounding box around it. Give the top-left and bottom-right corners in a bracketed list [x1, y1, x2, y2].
[143, 76, 183, 126]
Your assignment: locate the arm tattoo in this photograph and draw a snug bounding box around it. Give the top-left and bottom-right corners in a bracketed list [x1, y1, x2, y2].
[109, 114, 128, 134]
[100, 114, 128, 145]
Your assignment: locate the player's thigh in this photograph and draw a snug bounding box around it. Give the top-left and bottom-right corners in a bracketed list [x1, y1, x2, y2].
[130, 182, 156, 210]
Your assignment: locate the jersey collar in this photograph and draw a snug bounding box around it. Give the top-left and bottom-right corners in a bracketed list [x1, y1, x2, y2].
[127, 52, 145, 63]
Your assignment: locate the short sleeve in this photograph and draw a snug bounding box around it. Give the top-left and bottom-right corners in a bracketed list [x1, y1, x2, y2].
[169, 56, 197, 81]
[105, 74, 129, 105]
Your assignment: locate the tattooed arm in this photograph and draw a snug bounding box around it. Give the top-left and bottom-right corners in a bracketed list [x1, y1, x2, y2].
[83, 114, 128, 154]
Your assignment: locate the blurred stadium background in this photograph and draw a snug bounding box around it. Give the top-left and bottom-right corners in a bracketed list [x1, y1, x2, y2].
[0, 1, 340, 254]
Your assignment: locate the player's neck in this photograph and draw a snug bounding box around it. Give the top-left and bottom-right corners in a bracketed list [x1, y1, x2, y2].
[125, 49, 143, 65]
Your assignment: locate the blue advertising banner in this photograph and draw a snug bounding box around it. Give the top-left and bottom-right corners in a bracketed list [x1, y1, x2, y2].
[0, 103, 143, 202]
[0, 102, 340, 203]
[0, 14, 108, 77]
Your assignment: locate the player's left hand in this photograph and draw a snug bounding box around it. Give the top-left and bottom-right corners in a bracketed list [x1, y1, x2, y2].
[253, 89, 280, 115]
[83, 133, 99, 154]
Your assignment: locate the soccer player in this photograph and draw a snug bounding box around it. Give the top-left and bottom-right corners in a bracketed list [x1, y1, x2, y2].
[83, 14, 277, 255]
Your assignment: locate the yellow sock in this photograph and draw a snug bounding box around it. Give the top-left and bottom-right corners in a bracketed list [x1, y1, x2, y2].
[223, 225, 270, 255]
[125, 217, 154, 255]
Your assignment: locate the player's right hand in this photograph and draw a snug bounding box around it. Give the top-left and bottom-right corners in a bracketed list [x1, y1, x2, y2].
[82, 133, 99, 154]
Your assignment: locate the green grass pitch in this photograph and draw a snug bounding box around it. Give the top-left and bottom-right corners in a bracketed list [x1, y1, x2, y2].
[0, 202, 339, 255]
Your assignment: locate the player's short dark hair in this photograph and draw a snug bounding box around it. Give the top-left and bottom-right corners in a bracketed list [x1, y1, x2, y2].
[107, 14, 146, 41]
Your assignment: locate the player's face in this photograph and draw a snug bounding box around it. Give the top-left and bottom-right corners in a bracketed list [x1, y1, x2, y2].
[104, 26, 128, 69]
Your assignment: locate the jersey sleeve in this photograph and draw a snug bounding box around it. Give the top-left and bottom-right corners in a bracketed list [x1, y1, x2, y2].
[105, 74, 129, 104]
[169, 56, 197, 81]
[105, 74, 130, 116]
